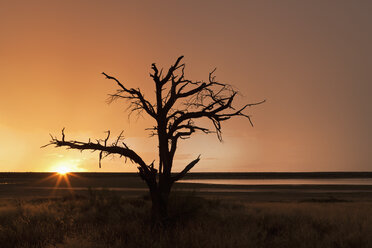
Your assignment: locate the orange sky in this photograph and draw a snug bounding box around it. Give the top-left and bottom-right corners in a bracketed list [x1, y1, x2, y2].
[0, 1, 371, 172]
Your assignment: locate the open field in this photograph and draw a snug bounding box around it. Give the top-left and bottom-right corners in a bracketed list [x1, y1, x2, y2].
[1, 191, 372, 248]
[2, 172, 372, 201]
[1, 173, 372, 247]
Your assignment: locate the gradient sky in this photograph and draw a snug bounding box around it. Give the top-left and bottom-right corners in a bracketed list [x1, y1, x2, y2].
[0, 0, 371, 172]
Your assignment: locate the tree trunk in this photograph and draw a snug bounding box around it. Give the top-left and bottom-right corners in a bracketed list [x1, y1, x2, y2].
[148, 178, 172, 224]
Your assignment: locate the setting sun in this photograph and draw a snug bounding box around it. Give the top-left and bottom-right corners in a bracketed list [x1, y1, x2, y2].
[51, 160, 81, 175]
[56, 166, 70, 175]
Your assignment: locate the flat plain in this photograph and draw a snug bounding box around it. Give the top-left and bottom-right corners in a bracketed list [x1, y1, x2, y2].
[1, 172, 372, 248]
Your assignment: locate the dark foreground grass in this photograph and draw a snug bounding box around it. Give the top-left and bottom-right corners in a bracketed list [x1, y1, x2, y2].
[0, 190, 371, 248]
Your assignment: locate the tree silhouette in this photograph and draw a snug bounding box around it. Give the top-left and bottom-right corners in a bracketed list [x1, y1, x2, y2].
[45, 56, 265, 222]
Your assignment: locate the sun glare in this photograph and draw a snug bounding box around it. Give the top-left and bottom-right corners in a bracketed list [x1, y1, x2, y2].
[56, 166, 70, 175]
[51, 159, 85, 175]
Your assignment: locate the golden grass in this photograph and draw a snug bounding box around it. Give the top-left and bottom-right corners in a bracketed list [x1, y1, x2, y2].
[0, 190, 371, 248]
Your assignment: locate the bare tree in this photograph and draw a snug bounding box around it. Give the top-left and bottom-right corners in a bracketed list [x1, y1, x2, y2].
[44, 56, 265, 221]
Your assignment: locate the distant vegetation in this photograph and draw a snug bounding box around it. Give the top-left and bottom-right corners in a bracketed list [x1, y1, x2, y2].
[0, 190, 371, 248]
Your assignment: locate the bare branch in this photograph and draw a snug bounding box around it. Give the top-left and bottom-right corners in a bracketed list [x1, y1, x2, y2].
[160, 56, 184, 86]
[104, 130, 110, 146]
[114, 130, 124, 146]
[102, 72, 156, 118]
[172, 155, 201, 182]
[164, 69, 266, 141]
[45, 129, 152, 174]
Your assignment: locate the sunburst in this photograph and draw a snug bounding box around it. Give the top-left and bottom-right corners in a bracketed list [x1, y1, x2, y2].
[55, 166, 70, 175]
